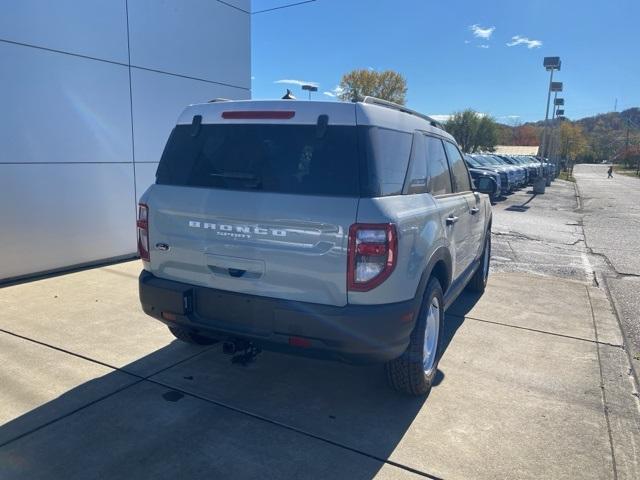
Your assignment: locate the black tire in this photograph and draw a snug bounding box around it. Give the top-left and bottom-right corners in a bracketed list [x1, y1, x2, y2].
[385, 277, 444, 396]
[168, 326, 218, 345]
[467, 230, 491, 293]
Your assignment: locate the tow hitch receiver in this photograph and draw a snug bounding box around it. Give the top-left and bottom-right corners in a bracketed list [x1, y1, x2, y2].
[223, 339, 262, 366]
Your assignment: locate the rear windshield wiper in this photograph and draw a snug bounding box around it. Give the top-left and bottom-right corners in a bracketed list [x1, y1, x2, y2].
[209, 172, 262, 189]
[209, 172, 258, 180]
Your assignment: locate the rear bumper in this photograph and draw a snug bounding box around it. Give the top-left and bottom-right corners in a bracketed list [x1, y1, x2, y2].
[139, 271, 419, 364]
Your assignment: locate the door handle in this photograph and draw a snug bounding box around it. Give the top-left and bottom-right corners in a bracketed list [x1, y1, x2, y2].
[470, 207, 480, 215]
[446, 215, 459, 225]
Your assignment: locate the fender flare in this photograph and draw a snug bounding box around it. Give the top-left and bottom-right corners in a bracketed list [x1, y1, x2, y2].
[414, 247, 453, 301]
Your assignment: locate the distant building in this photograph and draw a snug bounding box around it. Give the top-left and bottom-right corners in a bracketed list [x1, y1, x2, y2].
[1, 1, 250, 282]
[492, 146, 540, 155]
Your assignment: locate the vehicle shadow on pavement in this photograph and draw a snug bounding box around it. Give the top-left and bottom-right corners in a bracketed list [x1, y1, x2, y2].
[441, 290, 481, 356]
[0, 294, 477, 479]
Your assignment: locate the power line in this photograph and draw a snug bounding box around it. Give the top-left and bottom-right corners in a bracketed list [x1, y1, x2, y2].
[253, 0, 316, 15]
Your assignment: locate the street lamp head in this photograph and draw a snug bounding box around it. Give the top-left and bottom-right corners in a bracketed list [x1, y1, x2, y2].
[550, 82, 563, 92]
[543, 56, 561, 70]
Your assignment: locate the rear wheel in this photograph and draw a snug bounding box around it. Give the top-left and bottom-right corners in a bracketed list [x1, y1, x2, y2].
[467, 230, 491, 293]
[386, 277, 444, 396]
[168, 326, 218, 345]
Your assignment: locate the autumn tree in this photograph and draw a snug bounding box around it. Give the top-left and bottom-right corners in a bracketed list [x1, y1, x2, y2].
[559, 122, 587, 162]
[445, 110, 498, 153]
[338, 69, 407, 104]
[512, 125, 540, 146]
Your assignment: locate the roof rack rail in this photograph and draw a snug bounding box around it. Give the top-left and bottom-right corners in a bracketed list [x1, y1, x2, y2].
[361, 96, 445, 130]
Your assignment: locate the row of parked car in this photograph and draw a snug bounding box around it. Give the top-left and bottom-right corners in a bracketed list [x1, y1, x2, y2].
[464, 154, 556, 202]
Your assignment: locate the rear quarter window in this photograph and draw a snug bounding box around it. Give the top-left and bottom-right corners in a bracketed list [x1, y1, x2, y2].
[358, 127, 413, 197]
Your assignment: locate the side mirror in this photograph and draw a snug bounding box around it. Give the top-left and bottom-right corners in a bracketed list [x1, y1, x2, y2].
[474, 177, 494, 195]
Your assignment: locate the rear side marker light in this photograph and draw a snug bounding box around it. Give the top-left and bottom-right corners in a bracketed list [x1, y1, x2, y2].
[401, 312, 415, 323]
[289, 336, 312, 348]
[161, 312, 177, 321]
[347, 223, 397, 292]
[137, 203, 150, 262]
[221, 111, 295, 120]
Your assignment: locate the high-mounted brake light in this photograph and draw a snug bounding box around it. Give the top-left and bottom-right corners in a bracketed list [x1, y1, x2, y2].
[347, 223, 397, 292]
[221, 111, 295, 120]
[137, 203, 150, 262]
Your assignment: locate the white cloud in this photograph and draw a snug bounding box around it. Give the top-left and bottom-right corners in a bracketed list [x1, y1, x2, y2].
[469, 24, 495, 39]
[430, 112, 488, 122]
[506, 35, 542, 49]
[274, 79, 319, 87]
[323, 85, 344, 98]
[464, 40, 471, 44]
[478, 44, 490, 49]
[498, 115, 521, 121]
[429, 114, 452, 122]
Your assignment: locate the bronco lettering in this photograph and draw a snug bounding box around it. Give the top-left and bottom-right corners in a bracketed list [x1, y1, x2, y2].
[188, 221, 287, 237]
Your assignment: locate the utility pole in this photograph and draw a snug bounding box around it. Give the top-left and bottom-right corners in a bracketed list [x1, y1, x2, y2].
[626, 119, 630, 155]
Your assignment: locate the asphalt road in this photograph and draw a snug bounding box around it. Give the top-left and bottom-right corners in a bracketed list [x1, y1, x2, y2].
[574, 164, 640, 372]
[490, 178, 591, 282]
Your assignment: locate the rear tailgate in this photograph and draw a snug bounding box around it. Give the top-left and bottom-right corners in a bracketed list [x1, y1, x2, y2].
[142, 101, 359, 307]
[145, 186, 356, 306]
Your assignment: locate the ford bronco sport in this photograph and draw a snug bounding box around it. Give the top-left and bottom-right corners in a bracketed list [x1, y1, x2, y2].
[138, 97, 493, 395]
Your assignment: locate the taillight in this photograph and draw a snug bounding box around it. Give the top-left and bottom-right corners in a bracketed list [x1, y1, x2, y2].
[347, 223, 397, 292]
[137, 203, 150, 261]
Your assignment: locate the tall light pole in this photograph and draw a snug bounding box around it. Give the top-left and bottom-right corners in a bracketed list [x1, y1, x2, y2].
[547, 82, 563, 170]
[539, 57, 562, 161]
[301, 84, 318, 100]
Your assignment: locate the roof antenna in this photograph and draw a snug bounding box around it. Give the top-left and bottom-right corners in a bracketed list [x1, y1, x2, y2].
[282, 89, 296, 100]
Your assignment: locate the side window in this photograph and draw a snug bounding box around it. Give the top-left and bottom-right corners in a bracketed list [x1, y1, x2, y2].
[425, 135, 453, 196]
[404, 133, 427, 194]
[444, 141, 471, 192]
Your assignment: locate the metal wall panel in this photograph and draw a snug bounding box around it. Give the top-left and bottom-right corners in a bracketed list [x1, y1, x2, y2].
[127, 0, 251, 88]
[0, 0, 129, 63]
[0, 1, 250, 281]
[215, 0, 250, 11]
[130, 68, 249, 164]
[0, 164, 136, 280]
[0, 42, 133, 164]
[134, 162, 159, 202]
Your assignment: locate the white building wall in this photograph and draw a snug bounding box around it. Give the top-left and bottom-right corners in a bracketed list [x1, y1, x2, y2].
[0, 0, 250, 282]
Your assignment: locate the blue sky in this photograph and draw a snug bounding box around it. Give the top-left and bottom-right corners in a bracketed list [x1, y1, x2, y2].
[251, 0, 640, 123]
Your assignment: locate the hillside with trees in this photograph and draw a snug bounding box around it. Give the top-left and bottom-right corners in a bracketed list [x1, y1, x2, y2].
[497, 108, 640, 164]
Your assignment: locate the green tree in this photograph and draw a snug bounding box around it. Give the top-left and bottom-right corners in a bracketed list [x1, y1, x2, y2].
[445, 110, 498, 153]
[338, 69, 407, 104]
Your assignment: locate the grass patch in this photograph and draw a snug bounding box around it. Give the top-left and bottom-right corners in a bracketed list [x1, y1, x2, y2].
[613, 165, 640, 179]
[558, 171, 576, 182]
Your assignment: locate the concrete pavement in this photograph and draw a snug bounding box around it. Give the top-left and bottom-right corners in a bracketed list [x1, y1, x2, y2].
[1, 180, 639, 479]
[574, 164, 640, 380]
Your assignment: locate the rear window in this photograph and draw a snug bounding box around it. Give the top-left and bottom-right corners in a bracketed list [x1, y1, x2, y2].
[156, 123, 360, 196]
